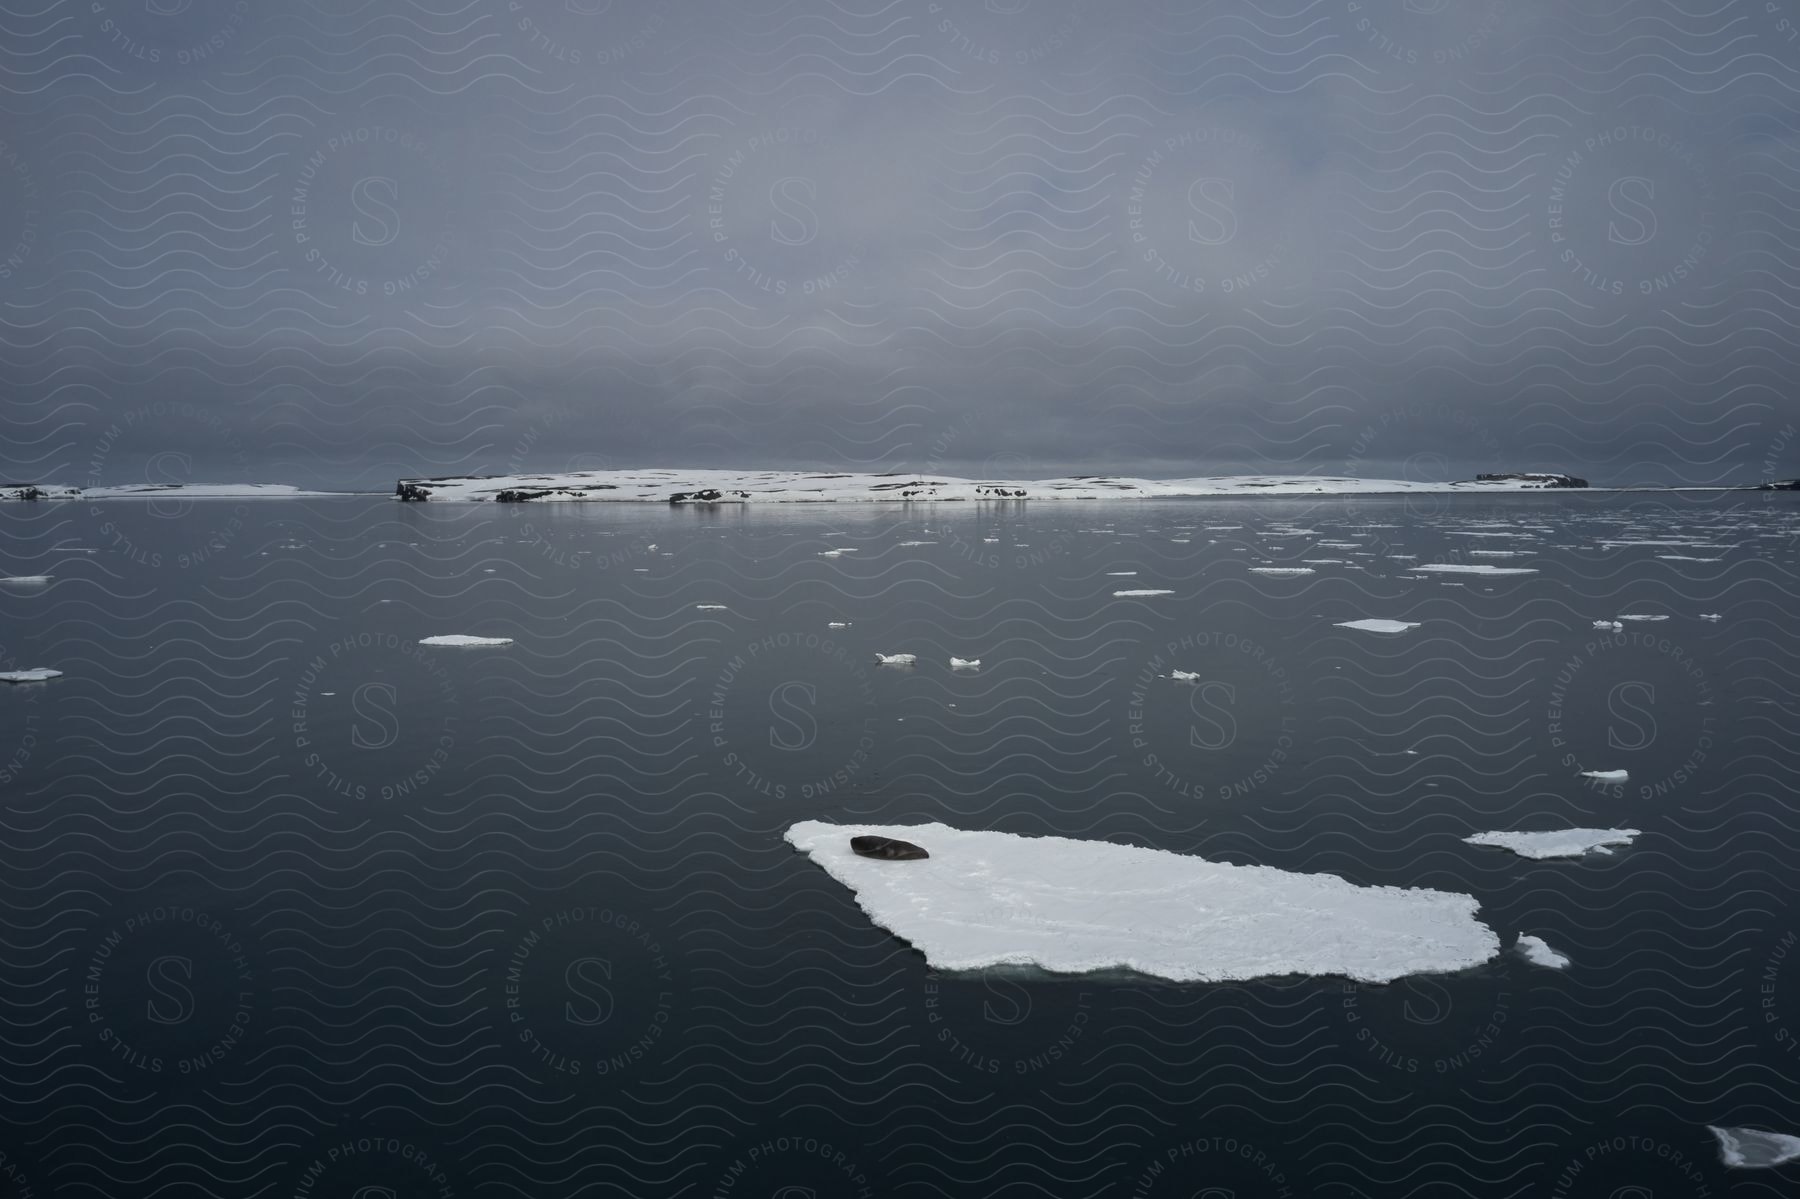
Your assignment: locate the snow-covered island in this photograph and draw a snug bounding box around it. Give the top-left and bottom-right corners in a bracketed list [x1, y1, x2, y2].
[784, 821, 1501, 983]
[385, 469, 1593, 505]
[1, 483, 339, 502]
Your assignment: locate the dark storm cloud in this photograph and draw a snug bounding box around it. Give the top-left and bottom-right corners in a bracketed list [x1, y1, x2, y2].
[1, 0, 1796, 488]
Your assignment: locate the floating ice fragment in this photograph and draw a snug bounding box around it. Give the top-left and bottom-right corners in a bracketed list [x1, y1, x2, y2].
[1580, 769, 1628, 783]
[950, 657, 980, 669]
[1334, 619, 1420, 634]
[1707, 1126, 1800, 1169]
[1616, 615, 1668, 622]
[1250, 567, 1314, 576]
[1592, 620, 1623, 631]
[1515, 935, 1569, 969]
[0, 576, 50, 585]
[827, 622, 850, 629]
[694, 604, 728, 610]
[418, 635, 513, 647]
[1700, 613, 1721, 621]
[0, 668, 61, 683]
[1113, 589, 1174, 597]
[1169, 669, 1200, 682]
[1410, 564, 1537, 575]
[1464, 828, 1640, 859]
[784, 821, 1500, 983]
[875, 653, 916, 666]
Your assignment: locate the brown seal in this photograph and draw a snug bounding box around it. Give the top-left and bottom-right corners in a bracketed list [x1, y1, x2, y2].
[851, 835, 929, 861]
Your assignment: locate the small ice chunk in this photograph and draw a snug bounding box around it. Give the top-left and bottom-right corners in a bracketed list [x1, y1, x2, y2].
[1464, 828, 1640, 859]
[1169, 669, 1200, 682]
[418, 635, 513, 647]
[0, 575, 51, 585]
[950, 657, 980, 669]
[875, 653, 916, 666]
[1707, 1125, 1800, 1169]
[1334, 619, 1420, 634]
[898, 540, 936, 547]
[1580, 769, 1628, 783]
[1616, 614, 1668, 622]
[1700, 613, 1721, 621]
[784, 820, 1501, 983]
[1592, 620, 1623, 631]
[1249, 567, 1314, 576]
[1105, 571, 1137, 576]
[827, 622, 850, 629]
[694, 604, 728, 610]
[1410, 564, 1537, 575]
[0, 668, 61, 683]
[1113, 589, 1174, 596]
[1515, 935, 1569, 969]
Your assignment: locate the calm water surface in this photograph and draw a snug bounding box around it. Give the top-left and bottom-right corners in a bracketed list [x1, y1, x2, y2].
[1, 490, 1797, 1197]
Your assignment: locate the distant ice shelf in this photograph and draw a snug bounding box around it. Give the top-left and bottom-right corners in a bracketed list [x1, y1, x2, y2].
[784, 821, 1501, 984]
[380, 469, 1596, 505]
[1, 483, 341, 501]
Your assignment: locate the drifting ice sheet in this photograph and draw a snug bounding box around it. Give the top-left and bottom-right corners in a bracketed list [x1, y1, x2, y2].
[418, 635, 513, 647]
[1580, 769, 1629, 783]
[784, 821, 1501, 983]
[1465, 828, 1640, 859]
[1334, 619, 1420, 634]
[0, 668, 61, 683]
[1707, 1126, 1800, 1169]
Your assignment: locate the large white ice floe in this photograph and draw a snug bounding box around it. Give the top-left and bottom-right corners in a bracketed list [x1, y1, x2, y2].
[1334, 619, 1420, 634]
[1707, 1126, 1800, 1169]
[1579, 769, 1629, 783]
[784, 821, 1501, 983]
[1464, 828, 1640, 859]
[383, 469, 1595, 505]
[949, 657, 980, 669]
[874, 653, 916, 666]
[1515, 935, 1569, 969]
[418, 635, 513, 647]
[0, 575, 51, 586]
[1113, 588, 1174, 597]
[0, 668, 61, 683]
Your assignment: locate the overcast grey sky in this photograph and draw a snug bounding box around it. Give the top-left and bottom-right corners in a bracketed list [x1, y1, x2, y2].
[2, 0, 1796, 488]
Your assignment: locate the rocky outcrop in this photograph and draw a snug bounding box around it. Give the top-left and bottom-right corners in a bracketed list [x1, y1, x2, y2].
[1471, 472, 1588, 488]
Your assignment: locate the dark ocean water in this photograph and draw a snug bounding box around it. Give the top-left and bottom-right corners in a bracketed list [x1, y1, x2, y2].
[2, 489, 1799, 1198]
